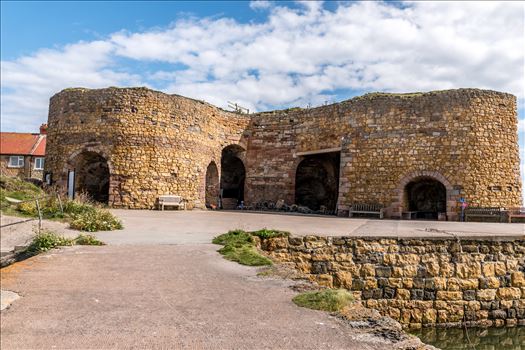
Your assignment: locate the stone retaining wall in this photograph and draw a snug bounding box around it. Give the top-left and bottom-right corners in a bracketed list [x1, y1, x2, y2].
[257, 235, 525, 329]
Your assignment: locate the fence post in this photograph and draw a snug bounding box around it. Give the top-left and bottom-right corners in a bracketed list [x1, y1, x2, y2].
[56, 192, 64, 214]
[35, 198, 43, 232]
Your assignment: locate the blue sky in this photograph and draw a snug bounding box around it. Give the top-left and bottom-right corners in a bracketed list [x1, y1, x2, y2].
[1, 1, 524, 202]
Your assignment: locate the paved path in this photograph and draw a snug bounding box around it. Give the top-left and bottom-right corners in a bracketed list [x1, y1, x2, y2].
[94, 210, 524, 245]
[1, 215, 78, 254]
[1, 245, 390, 349]
[2, 209, 521, 349]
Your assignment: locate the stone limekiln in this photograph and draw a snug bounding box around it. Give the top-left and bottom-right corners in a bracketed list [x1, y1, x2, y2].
[45, 87, 522, 219]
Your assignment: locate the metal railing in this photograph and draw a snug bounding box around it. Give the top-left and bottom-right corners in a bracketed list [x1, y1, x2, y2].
[1, 192, 64, 232]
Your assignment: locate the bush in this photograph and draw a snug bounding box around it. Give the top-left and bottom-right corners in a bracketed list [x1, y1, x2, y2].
[16, 200, 38, 216]
[70, 209, 123, 232]
[74, 234, 105, 246]
[26, 231, 74, 254]
[63, 199, 96, 216]
[292, 289, 354, 312]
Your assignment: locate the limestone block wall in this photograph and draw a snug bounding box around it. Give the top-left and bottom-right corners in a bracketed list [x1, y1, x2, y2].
[45, 87, 249, 208]
[257, 235, 525, 328]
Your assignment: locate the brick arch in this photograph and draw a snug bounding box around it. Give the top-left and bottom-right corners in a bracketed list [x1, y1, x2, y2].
[393, 171, 456, 220]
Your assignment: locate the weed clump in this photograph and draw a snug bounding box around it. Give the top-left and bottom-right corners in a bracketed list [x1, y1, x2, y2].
[25, 231, 74, 254]
[74, 234, 105, 246]
[212, 229, 272, 266]
[292, 289, 354, 312]
[70, 209, 123, 232]
[23, 231, 105, 257]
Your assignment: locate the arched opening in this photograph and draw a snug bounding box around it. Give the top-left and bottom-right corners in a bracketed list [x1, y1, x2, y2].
[220, 145, 245, 209]
[295, 152, 340, 213]
[205, 161, 219, 208]
[71, 151, 110, 203]
[404, 177, 446, 220]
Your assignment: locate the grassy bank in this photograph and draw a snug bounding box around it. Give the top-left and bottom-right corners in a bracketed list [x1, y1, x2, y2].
[1, 175, 122, 232]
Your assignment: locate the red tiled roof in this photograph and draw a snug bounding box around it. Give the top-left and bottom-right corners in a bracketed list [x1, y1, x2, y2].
[0, 132, 46, 156]
[32, 136, 46, 156]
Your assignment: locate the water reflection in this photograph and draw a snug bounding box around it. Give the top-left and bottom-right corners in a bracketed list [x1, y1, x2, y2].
[413, 327, 524, 349]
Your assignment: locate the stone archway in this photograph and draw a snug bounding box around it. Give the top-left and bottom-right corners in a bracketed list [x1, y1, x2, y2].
[395, 171, 454, 220]
[220, 145, 246, 209]
[70, 151, 110, 203]
[405, 177, 447, 219]
[295, 153, 340, 212]
[205, 161, 220, 208]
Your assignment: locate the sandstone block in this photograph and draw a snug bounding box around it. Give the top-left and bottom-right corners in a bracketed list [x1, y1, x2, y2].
[477, 289, 497, 301]
[496, 287, 521, 300]
[437, 291, 462, 301]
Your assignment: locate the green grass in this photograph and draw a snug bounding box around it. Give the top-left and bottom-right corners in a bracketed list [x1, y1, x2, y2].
[250, 228, 290, 239]
[212, 229, 273, 266]
[0, 175, 43, 215]
[218, 244, 272, 266]
[212, 229, 253, 246]
[292, 289, 354, 312]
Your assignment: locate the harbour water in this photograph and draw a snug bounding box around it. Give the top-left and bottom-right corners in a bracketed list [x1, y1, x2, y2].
[413, 327, 524, 349]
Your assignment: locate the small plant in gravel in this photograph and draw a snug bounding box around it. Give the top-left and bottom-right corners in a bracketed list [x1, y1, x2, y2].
[70, 209, 123, 232]
[25, 231, 74, 254]
[74, 234, 105, 246]
[212, 229, 272, 266]
[292, 289, 354, 312]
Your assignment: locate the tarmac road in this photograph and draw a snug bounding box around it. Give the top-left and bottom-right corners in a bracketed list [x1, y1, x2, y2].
[1, 244, 390, 349]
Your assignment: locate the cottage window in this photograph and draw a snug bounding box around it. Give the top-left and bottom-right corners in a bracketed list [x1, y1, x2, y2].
[34, 157, 45, 170]
[8, 156, 24, 168]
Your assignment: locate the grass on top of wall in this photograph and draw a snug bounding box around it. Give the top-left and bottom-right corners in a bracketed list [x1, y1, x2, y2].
[212, 229, 289, 266]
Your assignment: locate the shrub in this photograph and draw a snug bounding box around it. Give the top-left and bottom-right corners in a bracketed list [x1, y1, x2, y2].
[63, 199, 96, 216]
[251, 228, 290, 239]
[292, 289, 354, 312]
[17, 201, 38, 216]
[74, 234, 105, 246]
[70, 209, 123, 232]
[26, 231, 74, 254]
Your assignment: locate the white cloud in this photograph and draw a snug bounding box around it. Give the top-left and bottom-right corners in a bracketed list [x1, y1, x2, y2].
[1, 1, 524, 132]
[249, 1, 272, 10]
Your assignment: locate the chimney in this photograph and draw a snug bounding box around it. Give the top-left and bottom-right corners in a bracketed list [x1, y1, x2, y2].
[39, 123, 48, 134]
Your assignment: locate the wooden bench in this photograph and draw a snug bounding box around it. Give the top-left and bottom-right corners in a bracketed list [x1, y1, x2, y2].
[464, 207, 503, 222]
[507, 207, 525, 223]
[158, 195, 186, 211]
[349, 203, 384, 219]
